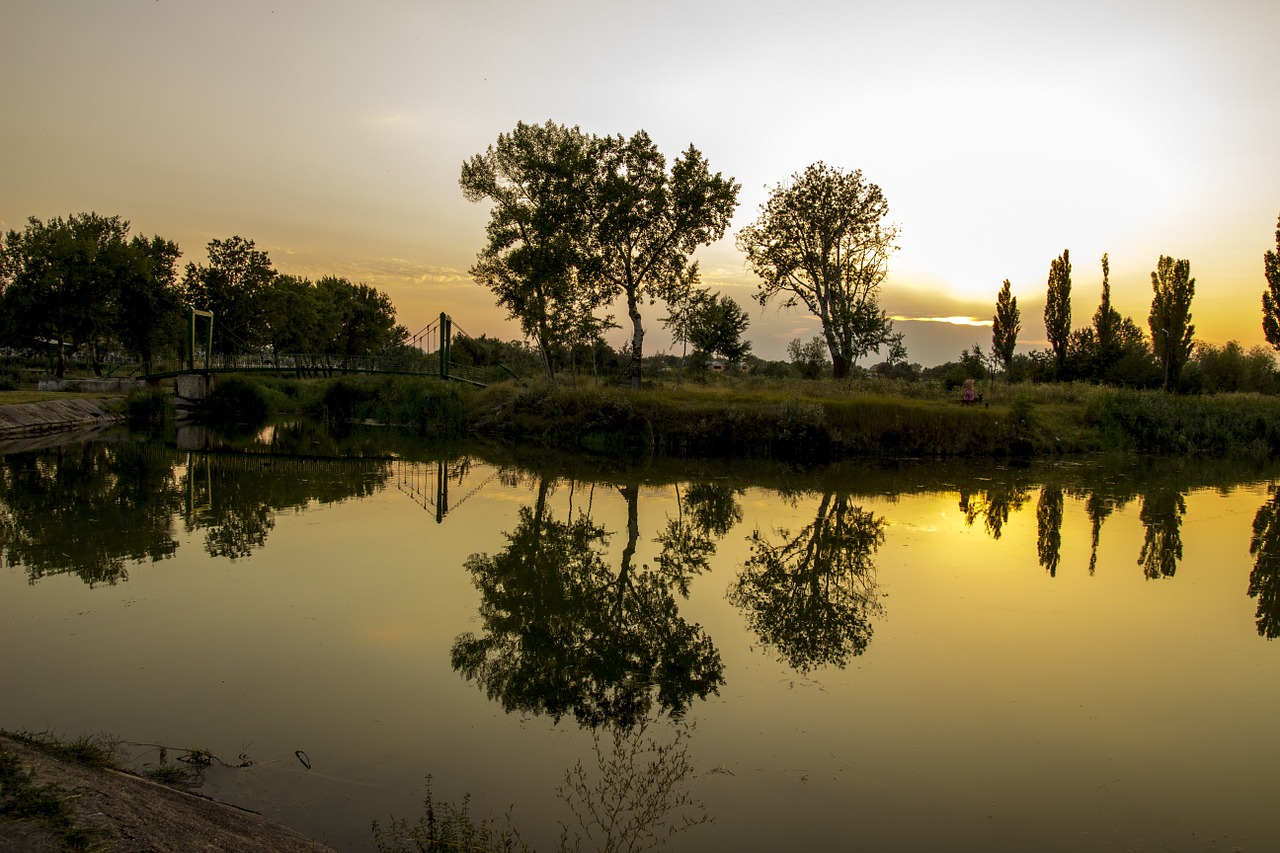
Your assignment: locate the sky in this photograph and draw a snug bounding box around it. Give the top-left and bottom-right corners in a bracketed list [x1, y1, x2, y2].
[3, 0, 1278, 367]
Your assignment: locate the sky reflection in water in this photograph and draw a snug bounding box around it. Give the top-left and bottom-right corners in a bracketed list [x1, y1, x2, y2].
[1, 435, 1278, 851]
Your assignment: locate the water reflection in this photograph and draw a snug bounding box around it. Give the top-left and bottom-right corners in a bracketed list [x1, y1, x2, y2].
[451, 473, 725, 728]
[730, 492, 885, 672]
[1249, 486, 1280, 639]
[0, 442, 180, 585]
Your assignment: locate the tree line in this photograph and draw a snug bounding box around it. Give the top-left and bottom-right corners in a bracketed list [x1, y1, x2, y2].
[0, 213, 405, 377]
[978, 219, 1280, 393]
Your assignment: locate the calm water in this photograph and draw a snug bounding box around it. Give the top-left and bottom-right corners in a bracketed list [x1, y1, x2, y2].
[2, 424, 1279, 851]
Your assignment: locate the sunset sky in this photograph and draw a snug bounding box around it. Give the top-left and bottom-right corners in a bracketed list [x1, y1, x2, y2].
[3, 0, 1277, 366]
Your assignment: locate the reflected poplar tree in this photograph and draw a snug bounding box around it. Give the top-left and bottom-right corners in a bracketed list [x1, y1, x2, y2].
[730, 492, 885, 672]
[0, 443, 181, 585]
[1248, 486, 1280, 639]
[1137, 486, 1185, 579]
[452, 476, 724, 728]
[958, 482, 1031, 540]
[1036, 486, 1064, 576]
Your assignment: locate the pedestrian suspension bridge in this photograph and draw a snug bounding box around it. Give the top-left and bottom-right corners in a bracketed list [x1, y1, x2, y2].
[142, 310, 520, 388]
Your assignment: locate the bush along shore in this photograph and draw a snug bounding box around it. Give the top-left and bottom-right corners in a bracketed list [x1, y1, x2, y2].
[142, 373, 1280, 461]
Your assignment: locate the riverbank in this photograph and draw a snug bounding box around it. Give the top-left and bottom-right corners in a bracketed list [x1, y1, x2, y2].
[0, 735, 335, 852]
[0, 396, 124, 441]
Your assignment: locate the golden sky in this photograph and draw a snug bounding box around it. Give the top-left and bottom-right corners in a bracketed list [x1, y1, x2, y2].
[3, 0, 1277, 365]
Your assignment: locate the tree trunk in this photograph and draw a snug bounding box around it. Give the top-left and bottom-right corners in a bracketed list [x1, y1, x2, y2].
[831, 353, 850, 379]
[624, 288, 644, 390]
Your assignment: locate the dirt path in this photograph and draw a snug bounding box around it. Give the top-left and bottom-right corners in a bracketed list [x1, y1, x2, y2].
[0, 736, 336, 852]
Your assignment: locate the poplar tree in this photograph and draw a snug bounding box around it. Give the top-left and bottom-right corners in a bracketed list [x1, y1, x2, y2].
[1043, 249, 1071, 377]
[1149, 255, 1195, 392]
[991, 279, 1020, 373]
[1262, 215, 1280, 353]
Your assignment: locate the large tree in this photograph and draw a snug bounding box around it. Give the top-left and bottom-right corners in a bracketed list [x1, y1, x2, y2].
[736, 162, 899, 379]
[594, 131, 739, 389]
[460, 121, 611, 381]
[991, 279, 1020, 373]
[0, 213, 138, 377]
[182, 236, 275, 356]
[1148, 255, 1195, 392]
[1044, 249, 1072, 377]
[1262, 215, 1280, 353]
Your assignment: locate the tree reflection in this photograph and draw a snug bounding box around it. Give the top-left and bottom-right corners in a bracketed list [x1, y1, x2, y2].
[652, 482, 742, 597]
[730, 492, 885, 672]
[180, 453, 390, 560]
[452, 476, 724, 728]
[1137, 486, 1185, 579]
[958, 482, 1030, 540]
[1036, 486, 1064, 577]
[0, 443, 181, 585]
[1248, 486, 1280, 639]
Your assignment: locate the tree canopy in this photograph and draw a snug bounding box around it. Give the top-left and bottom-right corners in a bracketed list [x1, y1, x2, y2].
[736, 162, 900, 379]
[460, 121, 611, 381]
[0, 213, 182, 376]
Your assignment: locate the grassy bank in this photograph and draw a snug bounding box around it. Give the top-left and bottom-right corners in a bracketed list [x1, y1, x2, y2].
[24, 373, 1280, 460]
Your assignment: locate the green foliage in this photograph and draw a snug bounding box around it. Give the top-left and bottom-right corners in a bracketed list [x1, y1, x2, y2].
[199, 376, 271, 431]
[1183, 341, 1277, 394]
[1086, 388, 1280, 456]
[0, 213, 182, 378]
[182, 236, 275, 356]
[125, 388, 174, 432]
[738, 162, 899, 378]
[787, 336, 829, 379]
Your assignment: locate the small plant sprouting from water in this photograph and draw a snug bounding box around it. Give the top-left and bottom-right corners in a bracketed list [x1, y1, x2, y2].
[557, 718, 712, 853]
[371, 718, 712, 853]
[371, 774, 530, 853]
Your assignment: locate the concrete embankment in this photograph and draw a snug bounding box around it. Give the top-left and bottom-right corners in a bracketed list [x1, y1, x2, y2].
[0, 398, 124, 442]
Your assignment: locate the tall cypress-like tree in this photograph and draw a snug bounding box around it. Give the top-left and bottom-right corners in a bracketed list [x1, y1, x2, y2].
[991, 279, 1020, 373]
[1262, 215, 1280, 353]
[1044, 249, 1071, 377]
[1149, 255, 1195, 392]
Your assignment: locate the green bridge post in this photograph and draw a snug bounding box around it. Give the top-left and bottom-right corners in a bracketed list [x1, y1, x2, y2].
[438, 312, 452, 380]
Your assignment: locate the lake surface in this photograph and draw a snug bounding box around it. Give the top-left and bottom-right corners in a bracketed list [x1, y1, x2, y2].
[2, 423, 1279, 851]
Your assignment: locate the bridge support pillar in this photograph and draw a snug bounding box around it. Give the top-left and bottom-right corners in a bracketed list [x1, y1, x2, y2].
[175, 373, 217, 412]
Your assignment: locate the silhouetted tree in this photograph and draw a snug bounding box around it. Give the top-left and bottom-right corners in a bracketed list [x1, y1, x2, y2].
[1148, 255, 1195, 392]
[992, 279, 1020, 373]
[182, 236, 276, 356]
[959, 482, 1031, 541]
[1261, 214, 1280, 355]
[1044, 249, 1072, 377]
[0, 213, 139, 376]
[594, 132, 739, 389]
[460, 121, 610, 381]
[738, 163, 899, 378]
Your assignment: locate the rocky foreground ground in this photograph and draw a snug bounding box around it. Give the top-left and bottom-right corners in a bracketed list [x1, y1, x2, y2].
[0, 735, 335, 853]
